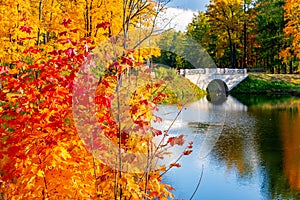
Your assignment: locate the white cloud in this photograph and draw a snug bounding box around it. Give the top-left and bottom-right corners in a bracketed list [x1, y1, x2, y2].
[156, 7, 197, 32]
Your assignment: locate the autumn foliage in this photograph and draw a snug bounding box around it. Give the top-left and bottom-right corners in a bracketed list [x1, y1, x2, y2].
[280, 0, 300, 72]
[0, 0, 191, 199]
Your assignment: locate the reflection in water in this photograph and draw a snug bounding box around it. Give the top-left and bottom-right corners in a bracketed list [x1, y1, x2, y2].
[250, 105, 299, 200]
[211, 112, 258, 177]
[206, 93, 227, 105]
[158, 95, 300, 199]
[280, 105, 300, 191]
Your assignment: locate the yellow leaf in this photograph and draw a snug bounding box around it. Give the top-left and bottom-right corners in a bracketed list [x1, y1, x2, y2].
[26, 176, 36, 189]
[37, 169, 44, 177]
[177, 104, 182, 110]
[60, 147, 71, 160]
[8, 68, 18, 75]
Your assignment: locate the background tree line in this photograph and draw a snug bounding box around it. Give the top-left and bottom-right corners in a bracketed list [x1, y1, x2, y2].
[154, 0, 300, 74]
[0, 0, 165, 65]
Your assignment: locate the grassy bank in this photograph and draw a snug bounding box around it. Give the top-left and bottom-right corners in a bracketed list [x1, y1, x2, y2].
[153, 67, 206, 104]
[231, 73, 300, 96]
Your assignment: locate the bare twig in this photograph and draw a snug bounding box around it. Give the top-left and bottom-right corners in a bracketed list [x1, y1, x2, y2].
[189, 164, 204, 200]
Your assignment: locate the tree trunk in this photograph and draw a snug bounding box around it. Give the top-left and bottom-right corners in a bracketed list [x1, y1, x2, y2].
[233, 43, 237, 68]
[47, 0, 55, 43]
[123, 0, 129, 49]
[243, 2, 247, 68]
[89, 0, 93, 37]
[85, 0, 89, 37]
[227, 29, 234, 68]
[37, 0, 43, 46]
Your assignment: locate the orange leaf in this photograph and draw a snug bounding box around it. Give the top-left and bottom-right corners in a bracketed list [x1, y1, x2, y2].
[169, 163, 181, 168]
[183, 150, 192, 155]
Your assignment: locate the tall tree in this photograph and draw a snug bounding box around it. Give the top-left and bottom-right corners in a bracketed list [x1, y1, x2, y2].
[206, 0, 244, 68]
[187, 12, 220, 65]
[255, 0, 286, 73]
[153, 30, 194, 69]
[187, 0, 256, 68]
[280, 0, 300, 73]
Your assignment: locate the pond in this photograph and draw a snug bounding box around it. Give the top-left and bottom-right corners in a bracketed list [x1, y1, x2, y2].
[153, 95, 300, 200]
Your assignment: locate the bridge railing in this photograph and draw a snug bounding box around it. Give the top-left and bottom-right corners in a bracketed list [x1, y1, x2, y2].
[180, 68, 247, 76]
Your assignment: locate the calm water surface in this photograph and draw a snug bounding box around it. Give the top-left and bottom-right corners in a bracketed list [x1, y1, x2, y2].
[153, 95, 300, 200]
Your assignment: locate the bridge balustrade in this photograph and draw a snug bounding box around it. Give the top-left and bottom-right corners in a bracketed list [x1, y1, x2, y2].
[237, 69, 247, 74]
[226, 69, 236, 74]
[180, 68, 247, 76]
[180, 68, 206, 75]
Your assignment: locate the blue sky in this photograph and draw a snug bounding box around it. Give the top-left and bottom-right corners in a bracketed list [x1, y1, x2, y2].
[168, 0, 210, 11]
[157, 0, 210, 32]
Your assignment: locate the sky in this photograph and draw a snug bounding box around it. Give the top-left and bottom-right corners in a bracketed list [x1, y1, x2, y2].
[158, 0, 210, 32]
[168, 0, 210, 11]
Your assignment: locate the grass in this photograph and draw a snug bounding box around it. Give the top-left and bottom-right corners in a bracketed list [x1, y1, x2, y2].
[153, 66, 206, 104]
[231, 73, 300, 96]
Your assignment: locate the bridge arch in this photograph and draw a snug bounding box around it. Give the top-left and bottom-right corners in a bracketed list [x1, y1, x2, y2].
[206, 79, 229, 104]
[206, 79, 229, 95]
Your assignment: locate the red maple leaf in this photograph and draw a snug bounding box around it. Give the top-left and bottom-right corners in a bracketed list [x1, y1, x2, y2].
[65, 48, 77, 57]
[70, 29, 79, 33]
[183, 150, 192, 155]
[20, 18, 28, 22]
[19, 26, 33, 34]
[0, 66, 8, 74]
[23, 46, 40, 54]
[18, 37, 36, 41]
[58, 31, 68, 36]
[121, 56, 133, 66]
[96, 22, 110, 30]
[48, 50, 62, 56]
[169, 163, 181, 168]
[57, 38, 77, 45]
[167, 135, 185, 146]
[62, 18, 72, 27]
[152, 128, 162, 136]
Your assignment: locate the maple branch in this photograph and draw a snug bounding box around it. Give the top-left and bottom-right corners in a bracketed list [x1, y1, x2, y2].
[158, 144, 189, 179]
[131, 104, 186, 191]
[114, 163, 118, 200]
[152, 104, 184, 155]
[38, 155, 49, 199]
[116, 73, 123, 199]
[143, 139, 151, 199]
[92, 156, 99, 193]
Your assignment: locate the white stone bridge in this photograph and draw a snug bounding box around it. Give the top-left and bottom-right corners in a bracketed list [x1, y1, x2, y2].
[179, 68, 248, 92]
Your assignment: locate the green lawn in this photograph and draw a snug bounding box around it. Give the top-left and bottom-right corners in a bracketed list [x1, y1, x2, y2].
[231, 73, 300, 96]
